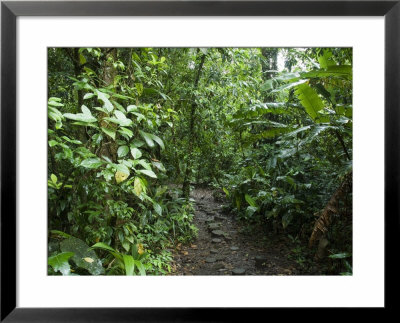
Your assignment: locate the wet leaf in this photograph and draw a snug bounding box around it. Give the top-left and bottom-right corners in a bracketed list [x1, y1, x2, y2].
[48, 252, 74, 275]
[60, 237, 104, 275]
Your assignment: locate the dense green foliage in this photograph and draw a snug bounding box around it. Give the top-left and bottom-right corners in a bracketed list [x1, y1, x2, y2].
[48, 47, 352, 275]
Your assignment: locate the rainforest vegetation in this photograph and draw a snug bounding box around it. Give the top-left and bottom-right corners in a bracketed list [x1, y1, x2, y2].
[48, 47, 352, 276]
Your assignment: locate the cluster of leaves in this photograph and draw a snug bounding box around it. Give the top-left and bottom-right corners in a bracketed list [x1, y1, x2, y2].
[213, 48, 352, 272]
[48, 48, 197, 275]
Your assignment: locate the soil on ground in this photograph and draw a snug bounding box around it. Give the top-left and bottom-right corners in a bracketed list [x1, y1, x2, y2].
[170, 188, 317, 276]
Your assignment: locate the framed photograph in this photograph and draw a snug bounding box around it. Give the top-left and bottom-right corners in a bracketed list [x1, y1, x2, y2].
[1, 0, 397, 320]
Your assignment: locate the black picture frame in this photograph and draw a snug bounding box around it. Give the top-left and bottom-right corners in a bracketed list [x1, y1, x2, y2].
[1, 0, 398, 321]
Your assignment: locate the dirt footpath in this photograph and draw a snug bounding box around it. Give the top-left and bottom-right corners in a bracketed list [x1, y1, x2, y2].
[170, 188, 301, 275]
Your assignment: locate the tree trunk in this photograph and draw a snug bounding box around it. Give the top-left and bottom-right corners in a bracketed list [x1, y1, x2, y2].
[182, 51, 206, 198]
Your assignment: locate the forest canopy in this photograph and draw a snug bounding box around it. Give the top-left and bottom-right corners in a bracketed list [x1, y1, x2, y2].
[48, 47, 352, 276]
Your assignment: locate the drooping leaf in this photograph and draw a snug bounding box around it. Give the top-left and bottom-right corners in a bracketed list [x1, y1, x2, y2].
[101, 127, 116, 140]
[64, 113, 97, 123]
[96, 90, 114, 113]
[148, 133, 165, 150]
[295, 83, 325, 122]
[123, 255, 135, 275]
[137, 169, 157, 178]
[139, 130, 155, 148]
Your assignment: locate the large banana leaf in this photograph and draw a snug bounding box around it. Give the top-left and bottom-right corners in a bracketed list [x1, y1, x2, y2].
[302, 65, 352, 80]
[295, 83, 325, 122]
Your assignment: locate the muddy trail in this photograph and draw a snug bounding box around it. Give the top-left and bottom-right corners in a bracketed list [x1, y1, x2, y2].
[171, 188, 304, 275]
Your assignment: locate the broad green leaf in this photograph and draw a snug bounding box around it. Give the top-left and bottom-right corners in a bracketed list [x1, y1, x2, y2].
[48, 252, 74, 276]
[60, 237, 104, 275]
[118, 127, 133, 139]
[148, 133, 165, 150]
[245, 194, 257, 208]
[64, 113, 97, 123]
[131, 148, 142, 159]
[302, 65, 352, 80]
[122, 240, 131, 252]
[117, 145, 129, 158]
[113, 163, 130, 176]
[96, 90, 114, 113]
[295, 83, 324, 122]
[275, 72, 300, 82]
[48, 98, 64, 107]
[131, 139, 145, 148]
[48, 140, 58, 147]
[127, 105, 138, 112]
[101, 127, 116, 140]
[103, 110, 132, 127]
[81, 158, 103, 169]
[285, 125, 312, 137]
[81, 105, 92, 116]
[123, 255, 135, 275]
[139, 130, 155, 148]
[103, 117, 132, 127]
[114, 110, 127, 120]
[137, 169, 157, 179]
[271, 80, 306, 93]
[136, 159, 152, 170]
[318, 49, 334, 69]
